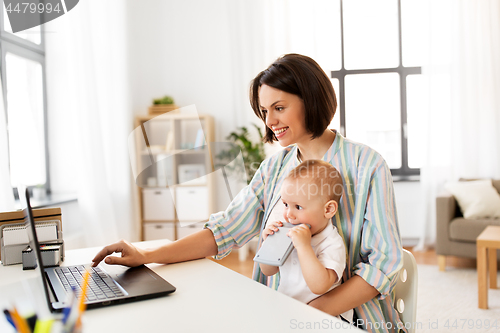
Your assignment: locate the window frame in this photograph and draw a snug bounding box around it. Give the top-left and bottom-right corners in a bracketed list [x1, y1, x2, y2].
[0, 1, 50, 194]
[332, 0, 421, 178]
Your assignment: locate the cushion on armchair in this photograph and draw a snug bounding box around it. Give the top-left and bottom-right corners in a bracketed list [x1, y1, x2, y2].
[444, 180, 500, 219]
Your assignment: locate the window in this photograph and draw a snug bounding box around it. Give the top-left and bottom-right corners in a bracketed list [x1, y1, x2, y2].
[0, 2, 49, 190]
[331, 0, 424, 177]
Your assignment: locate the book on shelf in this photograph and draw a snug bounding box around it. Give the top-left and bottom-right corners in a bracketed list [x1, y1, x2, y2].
[165, 131, 174, 151]
[194, 129, 205, 149]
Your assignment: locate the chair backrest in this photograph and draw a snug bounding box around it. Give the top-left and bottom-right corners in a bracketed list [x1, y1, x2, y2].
[394, 249, 418, 333]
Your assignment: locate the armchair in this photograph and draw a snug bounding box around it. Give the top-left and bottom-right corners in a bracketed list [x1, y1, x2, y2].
[436, 179, 500, 271]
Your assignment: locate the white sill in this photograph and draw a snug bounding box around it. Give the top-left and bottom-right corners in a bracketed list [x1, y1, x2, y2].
[14, 193, 78, 209]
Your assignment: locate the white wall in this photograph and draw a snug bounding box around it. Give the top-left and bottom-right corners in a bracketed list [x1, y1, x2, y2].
[126, 0, 238, 140]
[45, 0, 425, 244]
[394, 181, 424, 246]
[57, 201, 85, 250]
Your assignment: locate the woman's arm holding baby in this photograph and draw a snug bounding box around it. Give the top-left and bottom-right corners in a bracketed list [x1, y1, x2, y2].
[308, 276, 379, 315]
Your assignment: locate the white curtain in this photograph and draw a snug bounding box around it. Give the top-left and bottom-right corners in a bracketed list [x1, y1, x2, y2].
[0, 82, 16, 211]
[227, 0, 341, 154]
[45, 0, 134, 246]
[417, 0, 500, 249]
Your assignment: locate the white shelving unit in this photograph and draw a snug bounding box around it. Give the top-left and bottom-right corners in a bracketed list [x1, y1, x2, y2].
[134, 112, 214, 241]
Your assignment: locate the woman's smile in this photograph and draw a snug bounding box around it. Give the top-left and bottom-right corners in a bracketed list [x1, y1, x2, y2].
[273, 126, 289, 138]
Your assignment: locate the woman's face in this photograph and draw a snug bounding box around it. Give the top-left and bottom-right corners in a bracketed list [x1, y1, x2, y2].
[259, 84, 308, 147]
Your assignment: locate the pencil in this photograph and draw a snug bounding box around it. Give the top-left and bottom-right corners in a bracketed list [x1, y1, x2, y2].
[11, 307, 31, 333]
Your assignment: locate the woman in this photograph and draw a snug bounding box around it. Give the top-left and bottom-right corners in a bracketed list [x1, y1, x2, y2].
[93, 54, 405, 332]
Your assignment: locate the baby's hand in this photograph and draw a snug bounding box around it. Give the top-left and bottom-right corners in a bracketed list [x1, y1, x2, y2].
[287, 224, 312, 250]
[262, 220, 283, 242]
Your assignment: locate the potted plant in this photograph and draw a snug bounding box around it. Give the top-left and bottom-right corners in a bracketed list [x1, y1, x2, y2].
[148, 95, 178, 115]
[216, 124, 266, 185]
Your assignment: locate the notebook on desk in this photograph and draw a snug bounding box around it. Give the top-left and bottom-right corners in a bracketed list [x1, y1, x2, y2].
[18, 185, 176, 312]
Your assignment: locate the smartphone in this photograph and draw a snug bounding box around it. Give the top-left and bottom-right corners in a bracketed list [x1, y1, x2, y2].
[253, 222, 309, 266]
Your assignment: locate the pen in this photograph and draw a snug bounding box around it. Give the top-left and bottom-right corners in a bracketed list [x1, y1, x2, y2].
[63, 296, 80, 333]
[3, 309, 16, 329]
[62, 287, 77, 324]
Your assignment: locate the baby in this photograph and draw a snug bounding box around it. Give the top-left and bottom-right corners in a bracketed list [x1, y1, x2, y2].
[259, 159, 351, 321]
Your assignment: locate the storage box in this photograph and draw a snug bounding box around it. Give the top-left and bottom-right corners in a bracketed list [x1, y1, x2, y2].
[177, 222, 205, 239]
[0, 208, 63, 264]
[178, 164, 206, 185]
[22, 241, 63, 270]
[142, 189, 176, 221]
[175, 187, 208, 221]
[143, 223, 175, 241]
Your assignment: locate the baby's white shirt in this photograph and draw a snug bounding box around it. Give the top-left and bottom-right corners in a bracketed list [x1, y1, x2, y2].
[266, 200, 353, 322]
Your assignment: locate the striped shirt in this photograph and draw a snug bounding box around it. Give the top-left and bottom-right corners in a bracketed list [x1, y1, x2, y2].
[205, 130, 405, 332]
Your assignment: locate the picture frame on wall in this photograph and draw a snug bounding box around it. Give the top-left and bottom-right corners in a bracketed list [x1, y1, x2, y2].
[178, 164, 206, 185]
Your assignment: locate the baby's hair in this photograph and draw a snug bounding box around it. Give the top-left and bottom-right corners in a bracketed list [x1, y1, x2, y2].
[285, 160, 343, 203]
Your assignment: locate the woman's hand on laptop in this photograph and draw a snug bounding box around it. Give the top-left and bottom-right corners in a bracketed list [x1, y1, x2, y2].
[92, 240, 147, 267]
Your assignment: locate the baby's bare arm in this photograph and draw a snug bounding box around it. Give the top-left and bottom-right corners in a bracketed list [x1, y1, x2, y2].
[259, 262, 279, 276]
[296, 245, 338, 295]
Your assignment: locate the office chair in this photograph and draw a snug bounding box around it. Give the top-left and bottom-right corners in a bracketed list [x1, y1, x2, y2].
[394, 249, 418, 333]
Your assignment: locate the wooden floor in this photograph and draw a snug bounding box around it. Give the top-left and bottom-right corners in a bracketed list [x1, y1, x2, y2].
[210, 247, 477, 279]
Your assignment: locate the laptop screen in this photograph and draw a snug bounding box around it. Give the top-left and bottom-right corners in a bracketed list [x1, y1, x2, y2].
[18, 185, 54, 311]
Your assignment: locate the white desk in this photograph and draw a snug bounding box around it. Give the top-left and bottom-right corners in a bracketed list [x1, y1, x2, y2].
[0, 240, 361, 332]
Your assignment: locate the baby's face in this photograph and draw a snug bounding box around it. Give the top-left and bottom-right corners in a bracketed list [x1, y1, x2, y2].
[280, 178, 330, 235]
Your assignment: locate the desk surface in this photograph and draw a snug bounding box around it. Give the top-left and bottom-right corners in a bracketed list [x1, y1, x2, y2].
[0, 240, 361, 332]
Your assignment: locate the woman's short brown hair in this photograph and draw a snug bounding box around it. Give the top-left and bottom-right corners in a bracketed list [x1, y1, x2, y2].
[249, 54, 337, 143]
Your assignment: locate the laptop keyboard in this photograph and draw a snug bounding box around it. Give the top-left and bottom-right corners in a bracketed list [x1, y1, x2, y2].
[55, 265, 125, 301]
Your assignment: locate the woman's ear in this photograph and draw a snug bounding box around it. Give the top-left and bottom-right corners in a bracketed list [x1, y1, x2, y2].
[324, 200, 338, 219]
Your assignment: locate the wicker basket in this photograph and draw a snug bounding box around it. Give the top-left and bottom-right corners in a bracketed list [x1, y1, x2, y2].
[148, 104, 179, 115]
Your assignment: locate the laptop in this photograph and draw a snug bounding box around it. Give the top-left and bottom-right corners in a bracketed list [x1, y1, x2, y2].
[18, 186, 176, 312]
